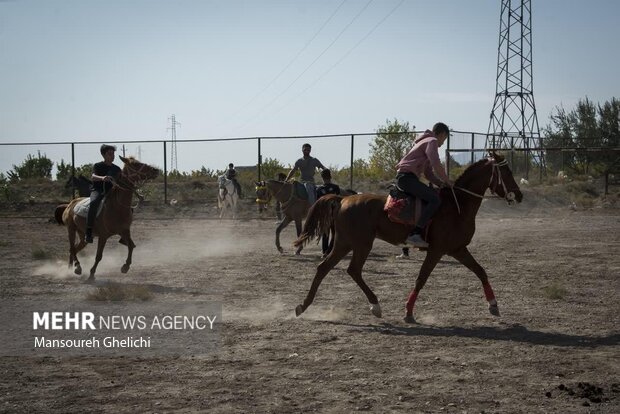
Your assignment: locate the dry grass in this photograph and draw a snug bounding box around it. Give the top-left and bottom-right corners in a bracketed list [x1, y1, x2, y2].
[542, 282, 568, 300]
[87, 283, 153, 302]
[32, 246, 54, 260]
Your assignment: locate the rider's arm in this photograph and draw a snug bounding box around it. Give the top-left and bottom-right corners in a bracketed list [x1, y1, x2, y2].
[285, 164, 299, 181]
[425, 141, 451, 184]
[423, 164, 444, 187]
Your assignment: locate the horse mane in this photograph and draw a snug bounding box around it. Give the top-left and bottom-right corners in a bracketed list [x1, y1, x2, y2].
[453, 158, 491, 187]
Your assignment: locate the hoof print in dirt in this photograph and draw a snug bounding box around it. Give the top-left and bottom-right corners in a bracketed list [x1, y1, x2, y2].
[549, 381, 611, 405]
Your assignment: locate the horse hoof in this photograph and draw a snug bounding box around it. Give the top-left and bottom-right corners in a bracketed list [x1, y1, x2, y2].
[489, 304, 501, 317]
[74, 267, 82, 275]
[295, 305, 304, 317]
[277, 247, 284, 254]
[295, 251, 301, 256]
[84, 276, 95, 284]
[370, 303, 382, 318]
[403, 314, 416, 324]
[121, 264, 130, 274]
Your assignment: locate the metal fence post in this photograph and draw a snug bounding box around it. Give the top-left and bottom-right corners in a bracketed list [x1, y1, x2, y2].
[71, 143, 76, 198]
[350, 134, 354, 189]
[163, 141, 168, 205]
[446, 133, 451, 177]
[470, 133, 475, 165]
[258, 138, 262, 181]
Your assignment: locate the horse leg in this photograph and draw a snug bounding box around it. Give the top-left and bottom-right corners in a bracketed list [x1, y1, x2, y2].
[67, 225, 78, 274]
[120, 229, 134, 274]
[295, 241, 352, 317]
[87, 236, 109, 282]
[294, 218, 303, 255]
[346, 245, 381, 318]
[73, 237, 88, 275]
[275, 216, 292, 254]
[404, 250, 443, 323]
[450, 247, 500, 317]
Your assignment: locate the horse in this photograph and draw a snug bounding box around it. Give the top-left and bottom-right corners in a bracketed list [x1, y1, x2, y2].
[293, 153, 523, 322]
[55, 156, 159, 281]
[255, 180, 309, 255]
[217, 176, 239, 219]
[65, 175, 92, 197]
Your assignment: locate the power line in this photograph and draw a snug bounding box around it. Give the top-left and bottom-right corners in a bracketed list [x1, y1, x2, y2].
[213, 0, 348, 129]
[229, 0, 374, 135]
[248, 0, 405, 130]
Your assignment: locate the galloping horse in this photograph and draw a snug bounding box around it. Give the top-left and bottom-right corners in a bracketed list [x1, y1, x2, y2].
[293, 153, 523, 322]
[55, 156, 159, 281]
[255, 180, 309, 255]
[217, 176, 239, 219]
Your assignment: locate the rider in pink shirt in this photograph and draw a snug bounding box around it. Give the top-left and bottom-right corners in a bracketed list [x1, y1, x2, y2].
[396, 122, 453, 248]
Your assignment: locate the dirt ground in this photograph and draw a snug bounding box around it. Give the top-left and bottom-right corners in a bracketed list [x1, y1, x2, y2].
[0, 196, 619, 413]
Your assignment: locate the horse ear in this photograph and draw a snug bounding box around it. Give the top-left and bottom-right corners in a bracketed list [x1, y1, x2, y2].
[119, 156, 129, 164]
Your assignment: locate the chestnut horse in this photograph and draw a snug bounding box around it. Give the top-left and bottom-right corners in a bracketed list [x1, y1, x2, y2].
[255, 180, 309, 255]
[293, 153, 523, 322]
[55, 156, 159, 281]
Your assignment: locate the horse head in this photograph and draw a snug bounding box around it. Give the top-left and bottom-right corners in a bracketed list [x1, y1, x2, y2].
[255, 180, 271, 205]
[119, 156, 159, 187]
[488, 152, 523, 204]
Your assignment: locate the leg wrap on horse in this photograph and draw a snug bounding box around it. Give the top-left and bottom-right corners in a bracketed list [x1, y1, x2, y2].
[405, 289, 419, 314]
[482, 282, 495, 302]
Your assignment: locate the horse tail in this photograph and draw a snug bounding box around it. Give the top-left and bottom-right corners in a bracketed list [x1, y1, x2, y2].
[294, 195, 343, 248]
[54, 204, 69, 225]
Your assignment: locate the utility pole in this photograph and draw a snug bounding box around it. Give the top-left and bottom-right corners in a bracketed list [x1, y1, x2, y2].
[487, 0, 545, 178]
[168, 114, 181, 171]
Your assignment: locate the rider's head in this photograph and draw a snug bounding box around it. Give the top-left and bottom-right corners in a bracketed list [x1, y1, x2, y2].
[432, 122, 450, 146]
[100, 144, 116, 163]
[228, 163, 234, 168]
[302, 143, 311, 156]
[320, 168, 332, 182]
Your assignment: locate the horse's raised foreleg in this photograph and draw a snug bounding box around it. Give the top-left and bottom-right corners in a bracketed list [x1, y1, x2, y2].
[294, 218, 303, 255]
[275, 216, 292, 254]
[404, 250, 443, 323]
[120, 229, 134, 274]
[295, 241, 352, 317]
[450, 247, 500, 317]
[87, 236, 109, 282]
[346, 244, 381, 317]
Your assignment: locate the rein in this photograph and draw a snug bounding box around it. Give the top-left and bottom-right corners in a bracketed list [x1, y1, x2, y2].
[451, 158, 518, 215]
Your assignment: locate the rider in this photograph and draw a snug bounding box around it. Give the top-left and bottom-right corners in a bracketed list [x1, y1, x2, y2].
[225, 163, 242, 198]
[316, 169, 341, 256]
[285, 143, 326, 205]
[86, 144, 122, 243]
[396, 122, 453, 248]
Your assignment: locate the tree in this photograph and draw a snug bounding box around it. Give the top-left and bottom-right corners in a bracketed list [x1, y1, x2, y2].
[8, 152, 53, 181]
[56, 159, 72, 181]
[543, 97, 619, 175]
[370, 119, 416, 177]
[259, 157, 286, 180]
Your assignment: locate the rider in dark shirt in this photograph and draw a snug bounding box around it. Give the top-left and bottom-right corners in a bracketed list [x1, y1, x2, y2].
[86, 144, 122, 243]
[315, 169, 340, 256]
[225, 163, 242, 198]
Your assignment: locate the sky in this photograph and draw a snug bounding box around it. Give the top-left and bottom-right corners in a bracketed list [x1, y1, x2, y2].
[1, 0, 619, 175]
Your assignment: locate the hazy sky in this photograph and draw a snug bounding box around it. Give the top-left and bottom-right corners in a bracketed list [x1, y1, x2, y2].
[1, 0, 618, 175]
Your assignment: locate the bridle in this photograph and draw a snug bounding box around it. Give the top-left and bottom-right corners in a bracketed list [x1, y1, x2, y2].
[451, 158, 519, 214]
[255, 182, 271, 206]
[107, 162, 155, 208]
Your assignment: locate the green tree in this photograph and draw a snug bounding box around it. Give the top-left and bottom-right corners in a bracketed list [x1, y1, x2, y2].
[370, 119, 416, 177]
[543, 97, 619, 175]
[259, 157, 286, 180]
[8, 152, 53, 181]
[56, 159, 72, 181]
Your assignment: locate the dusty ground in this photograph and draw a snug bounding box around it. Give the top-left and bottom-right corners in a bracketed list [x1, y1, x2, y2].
[0, 197, 619, 413]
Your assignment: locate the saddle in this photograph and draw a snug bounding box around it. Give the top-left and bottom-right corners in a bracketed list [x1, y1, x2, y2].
[384, 185, 424, 225]
[73, 196, 107, 219]
[292, 181, 309, 201]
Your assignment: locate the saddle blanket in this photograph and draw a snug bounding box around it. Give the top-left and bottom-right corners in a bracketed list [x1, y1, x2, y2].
[73, 197, 106, 219]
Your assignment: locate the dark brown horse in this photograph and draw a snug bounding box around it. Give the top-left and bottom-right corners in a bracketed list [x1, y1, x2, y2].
[255, 180, 309, 255]
[293, 153, 523, 322]
[55, 156, 158, 281]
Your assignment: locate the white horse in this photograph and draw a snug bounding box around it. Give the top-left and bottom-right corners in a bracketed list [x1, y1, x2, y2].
[217, 176, 239, 219]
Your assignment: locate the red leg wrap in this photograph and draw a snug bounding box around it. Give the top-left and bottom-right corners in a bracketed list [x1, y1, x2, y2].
[482, 282, 495, 301]
[405, 289, 418, 314]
